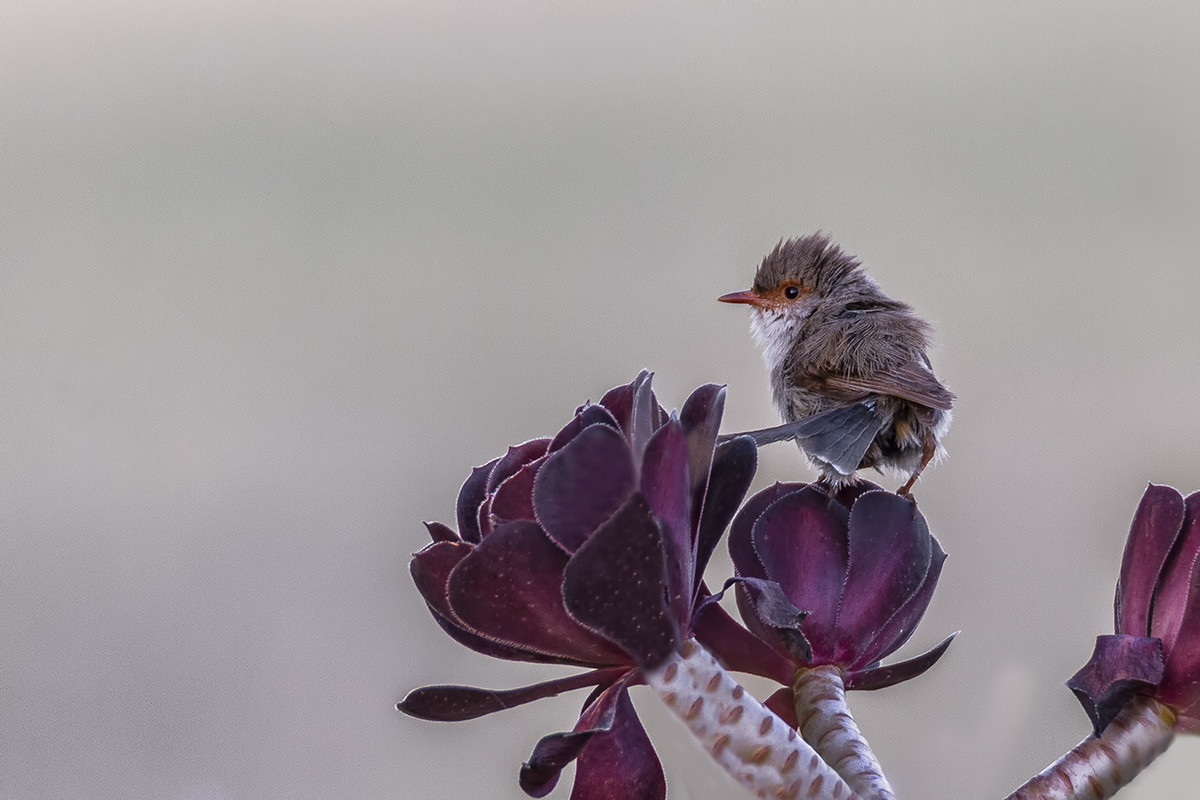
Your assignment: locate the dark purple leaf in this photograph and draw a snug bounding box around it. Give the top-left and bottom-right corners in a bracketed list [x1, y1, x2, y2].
[1067, 634, 1165, 736]
[597, 372, 665, 444]
[572, 682, 666, 800]
[400, 685, 514, 721]
[522, 730, 597, 798]
[846, 632, 958, 691]
[476, 495, 494, 540]
[1160, 497, 1200, 710]
[752, 486, 850, 657]
[833, 491, 931, 664]
[411, 540, 470, 614]
[457, 458, 498, 543]
[1151, 491, 1200, 650]
[854, 534, 947, 669]
[728, 481, 796, 580]
[534, 423, 637, 553]
[733, 586, 779, 665]
[412, 540, 561, 663]
[398, 668, 627, 722]
[424, 603, 564, 664]
[832, 479, 886, 511]
[490, 456, 545, 526]
[487, 439, 552, 493]
[424, 521, 458, 544]
[640, 418, 694, 619]
[563, 494, 679, 670]
[629, 370, 656, 463]
[679, 383, 726, 512]
[448, 521, 627, 665]
[694, 436, 757, 589]
[549, 404, 621, 453]
[597, 383, 634, 432]
[519, 677, 641, 798]
[1116, 484, 1185, 636]
[728, 483, 805, 655]
[692, 594, 795, 685]
[728, 577, 813, 663]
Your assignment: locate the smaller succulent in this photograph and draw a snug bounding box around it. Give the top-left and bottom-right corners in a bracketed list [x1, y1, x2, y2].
[1067, 484, 1200, 736]
[725, 480, 954, 799]
[1006, 484, 1199, 800]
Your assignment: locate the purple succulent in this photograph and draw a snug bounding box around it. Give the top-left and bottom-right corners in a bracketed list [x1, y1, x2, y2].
[1068, 484, 1200, 736]
[728, 480, 954, 693]
[1005, 484, 1199, 800]
[399, 372, 766, 799]
[720, 480, 953, 799]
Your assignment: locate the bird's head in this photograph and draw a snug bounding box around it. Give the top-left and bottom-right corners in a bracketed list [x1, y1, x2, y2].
[719, 233, 870, 369]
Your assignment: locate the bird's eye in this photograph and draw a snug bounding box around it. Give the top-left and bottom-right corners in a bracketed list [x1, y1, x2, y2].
[784, 285, 800, 300]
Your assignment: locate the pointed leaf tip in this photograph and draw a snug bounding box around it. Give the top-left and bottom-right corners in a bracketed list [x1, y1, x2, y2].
[845, 631, 958, 690]
[424, 521, 458, 544]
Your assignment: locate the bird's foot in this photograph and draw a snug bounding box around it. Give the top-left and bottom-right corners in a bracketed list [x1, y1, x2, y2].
[896, 482, 920, 518]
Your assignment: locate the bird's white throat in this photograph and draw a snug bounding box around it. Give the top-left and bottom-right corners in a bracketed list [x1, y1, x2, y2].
[749, 308, 802, 374]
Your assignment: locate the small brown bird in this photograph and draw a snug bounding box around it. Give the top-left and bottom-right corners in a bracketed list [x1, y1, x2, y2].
[720, 233, 953, 495]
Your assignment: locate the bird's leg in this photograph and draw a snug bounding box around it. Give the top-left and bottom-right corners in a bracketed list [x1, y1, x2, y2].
[897, 438, 937, 497]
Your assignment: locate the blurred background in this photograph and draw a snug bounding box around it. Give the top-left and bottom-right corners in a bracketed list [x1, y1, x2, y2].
[3, 3, 1199, 799]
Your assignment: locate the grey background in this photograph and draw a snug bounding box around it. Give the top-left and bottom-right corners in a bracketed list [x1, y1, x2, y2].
[3, 3, 1200, 799]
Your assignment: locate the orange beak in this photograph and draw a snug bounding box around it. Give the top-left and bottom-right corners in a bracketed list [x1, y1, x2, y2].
[718, 289, 770, 308]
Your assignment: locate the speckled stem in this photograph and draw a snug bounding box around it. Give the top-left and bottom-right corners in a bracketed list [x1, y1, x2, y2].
[1003, 696, 1176, 800]
[791, 664, 895, 800]
[644, 638, 861, 800]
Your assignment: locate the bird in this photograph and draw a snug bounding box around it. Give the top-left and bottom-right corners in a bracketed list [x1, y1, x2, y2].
[719, 233, 953, 496]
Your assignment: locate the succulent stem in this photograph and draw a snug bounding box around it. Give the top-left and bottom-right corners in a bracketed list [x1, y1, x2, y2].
[644, 638, 861, 800]
[792, 664, 896, 800]
[1003, 696, 1176, 800]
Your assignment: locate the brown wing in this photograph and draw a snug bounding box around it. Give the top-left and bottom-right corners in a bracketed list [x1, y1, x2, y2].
[819, 362, 954, 410]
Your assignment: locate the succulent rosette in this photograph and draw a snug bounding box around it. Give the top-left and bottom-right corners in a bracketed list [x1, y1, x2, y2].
[1065, 484, 1200, 736]
[728, 480, 953, 691]
[1005, 484, 1200, 800]
[724, 480, 954, 799]
[399, 372, 763, 799]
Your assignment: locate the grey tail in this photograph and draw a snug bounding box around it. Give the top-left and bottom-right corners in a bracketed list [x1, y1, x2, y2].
[719, 403, 884, 477]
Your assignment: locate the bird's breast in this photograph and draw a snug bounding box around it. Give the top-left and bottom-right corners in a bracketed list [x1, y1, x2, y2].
[749, 309, 803, 375]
